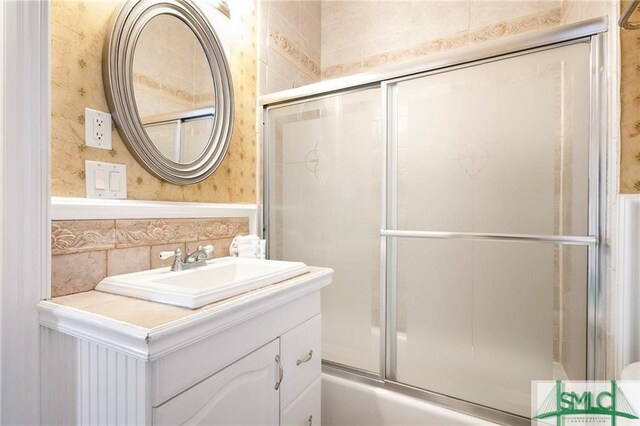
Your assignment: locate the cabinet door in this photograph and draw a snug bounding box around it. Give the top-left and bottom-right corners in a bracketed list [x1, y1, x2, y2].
[153, 339, 280, 425]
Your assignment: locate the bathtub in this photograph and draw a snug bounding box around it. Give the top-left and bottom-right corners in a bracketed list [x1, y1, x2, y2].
[321, 373, 498, 426]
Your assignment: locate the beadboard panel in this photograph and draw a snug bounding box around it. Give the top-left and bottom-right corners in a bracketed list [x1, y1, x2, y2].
[41, 327, 151, 425]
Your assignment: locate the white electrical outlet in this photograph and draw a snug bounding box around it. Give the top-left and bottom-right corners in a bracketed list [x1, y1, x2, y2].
[85, 108, 112, 149]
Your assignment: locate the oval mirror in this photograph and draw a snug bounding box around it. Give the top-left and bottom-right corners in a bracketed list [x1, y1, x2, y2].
[103, 0, 233, 184]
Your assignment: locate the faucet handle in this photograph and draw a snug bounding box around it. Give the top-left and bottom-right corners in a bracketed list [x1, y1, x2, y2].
[159, 248, 182, 260]
[198, 245, 214, 259]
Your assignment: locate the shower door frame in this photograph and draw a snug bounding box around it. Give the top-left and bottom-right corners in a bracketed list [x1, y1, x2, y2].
[261, 18, 608, 426]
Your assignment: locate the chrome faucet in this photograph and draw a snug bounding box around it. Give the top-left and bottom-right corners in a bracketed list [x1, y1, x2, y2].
[159, 245, 214, 271]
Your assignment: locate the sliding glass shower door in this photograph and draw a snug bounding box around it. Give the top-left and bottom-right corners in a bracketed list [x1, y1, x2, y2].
[265, 37, 598, 420]
[386, 42, 593, 417]
[266, 89, 383, 373]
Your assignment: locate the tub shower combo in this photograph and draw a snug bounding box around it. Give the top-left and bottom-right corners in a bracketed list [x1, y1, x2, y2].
[262, 19, 607, 424]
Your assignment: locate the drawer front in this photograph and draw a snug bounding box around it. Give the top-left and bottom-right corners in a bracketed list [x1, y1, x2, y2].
[280, 314, 322, 408]
[281, 377, 321, 426]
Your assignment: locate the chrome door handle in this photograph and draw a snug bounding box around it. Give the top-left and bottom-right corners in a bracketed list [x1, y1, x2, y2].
[275, 355, 284, 390]
[307, 415, 313, 426]
[296, 349, 313, 366]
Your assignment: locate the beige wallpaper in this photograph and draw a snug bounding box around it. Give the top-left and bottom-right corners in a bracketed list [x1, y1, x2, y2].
[51, 0, 257, 202]
[620, 2, 640, 193]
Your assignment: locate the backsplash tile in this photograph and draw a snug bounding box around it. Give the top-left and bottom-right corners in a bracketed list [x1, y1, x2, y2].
[115, 219, 200, 248]
[107, 246, 151, 277]
[52, 251, 107, 297]
[51, 217, 249, 297]
[197, 218, 249, 240]
[51, 220, 116, 255]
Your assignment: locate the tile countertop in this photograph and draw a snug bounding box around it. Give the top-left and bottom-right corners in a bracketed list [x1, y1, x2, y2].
[36, 266, 333, 360]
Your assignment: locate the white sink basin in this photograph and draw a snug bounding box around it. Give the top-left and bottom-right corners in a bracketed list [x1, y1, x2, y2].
[95, 257, 310, 308]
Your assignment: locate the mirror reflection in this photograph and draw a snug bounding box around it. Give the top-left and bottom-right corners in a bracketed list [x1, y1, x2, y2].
[132, 14, 215, 164]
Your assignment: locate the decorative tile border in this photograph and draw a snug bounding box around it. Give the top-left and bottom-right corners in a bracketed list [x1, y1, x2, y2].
[51, 217, 250, 298]
[321, 7, 563, 80]
[268, 29, 321, 79]
[51, 220, 115, 255]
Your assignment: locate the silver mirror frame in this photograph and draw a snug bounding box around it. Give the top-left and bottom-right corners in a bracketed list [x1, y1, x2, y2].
[103, 0, 234, 185]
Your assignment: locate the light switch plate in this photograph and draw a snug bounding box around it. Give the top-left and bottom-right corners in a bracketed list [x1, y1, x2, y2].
[85, 108, 112, 149]
[85, 160, 126, 199]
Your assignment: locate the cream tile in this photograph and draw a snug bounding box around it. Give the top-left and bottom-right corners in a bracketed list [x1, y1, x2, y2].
[270, 0, 300, 32]
[300, 0, 321, 21]
[107, 246, 151, 276]
[469, 0, 539, 29]
[321, 15, 365, 54]
[52, 251, 107, 297]
[299, 7, 321, 49]
[409, 1, 470, 45]
[561, 0, 607, 25]
[363, 31, 411, 59]
[322, 44, 363, 67]
[266, 66, 296, 93]
[267, 47, 302, 83]
[268, 1, 300, 41]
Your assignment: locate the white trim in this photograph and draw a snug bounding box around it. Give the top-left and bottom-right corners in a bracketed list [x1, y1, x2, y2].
[51, 196, 259, 234]
[37, 268, 332, 361]
[616, 195, 640, 374]
[604, 4, 622, 379]
[1, 0, 50, 423]
[0, 0, 5, 418]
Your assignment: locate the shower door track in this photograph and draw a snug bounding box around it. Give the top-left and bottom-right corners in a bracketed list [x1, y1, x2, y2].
[261, 17, 608, 426]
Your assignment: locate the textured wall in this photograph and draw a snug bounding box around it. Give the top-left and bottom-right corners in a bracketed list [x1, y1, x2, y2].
[51, 0, 257, 202]
[620, 2, 640, 193]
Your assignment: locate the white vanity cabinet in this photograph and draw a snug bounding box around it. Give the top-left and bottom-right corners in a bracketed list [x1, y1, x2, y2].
[37, 267, 332, 426]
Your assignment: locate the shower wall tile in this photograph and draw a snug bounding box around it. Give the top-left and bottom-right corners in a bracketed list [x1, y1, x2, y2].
[409, 1, 470, 44]
[260, 0, 322, 94]
[319, 0, 609, 80]
[469, 0, 539, 29]
[51, 217, 249, 297]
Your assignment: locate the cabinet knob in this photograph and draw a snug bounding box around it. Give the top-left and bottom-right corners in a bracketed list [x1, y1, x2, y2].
[307, 415, 313, 426]
[296, 349, 313, 366]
